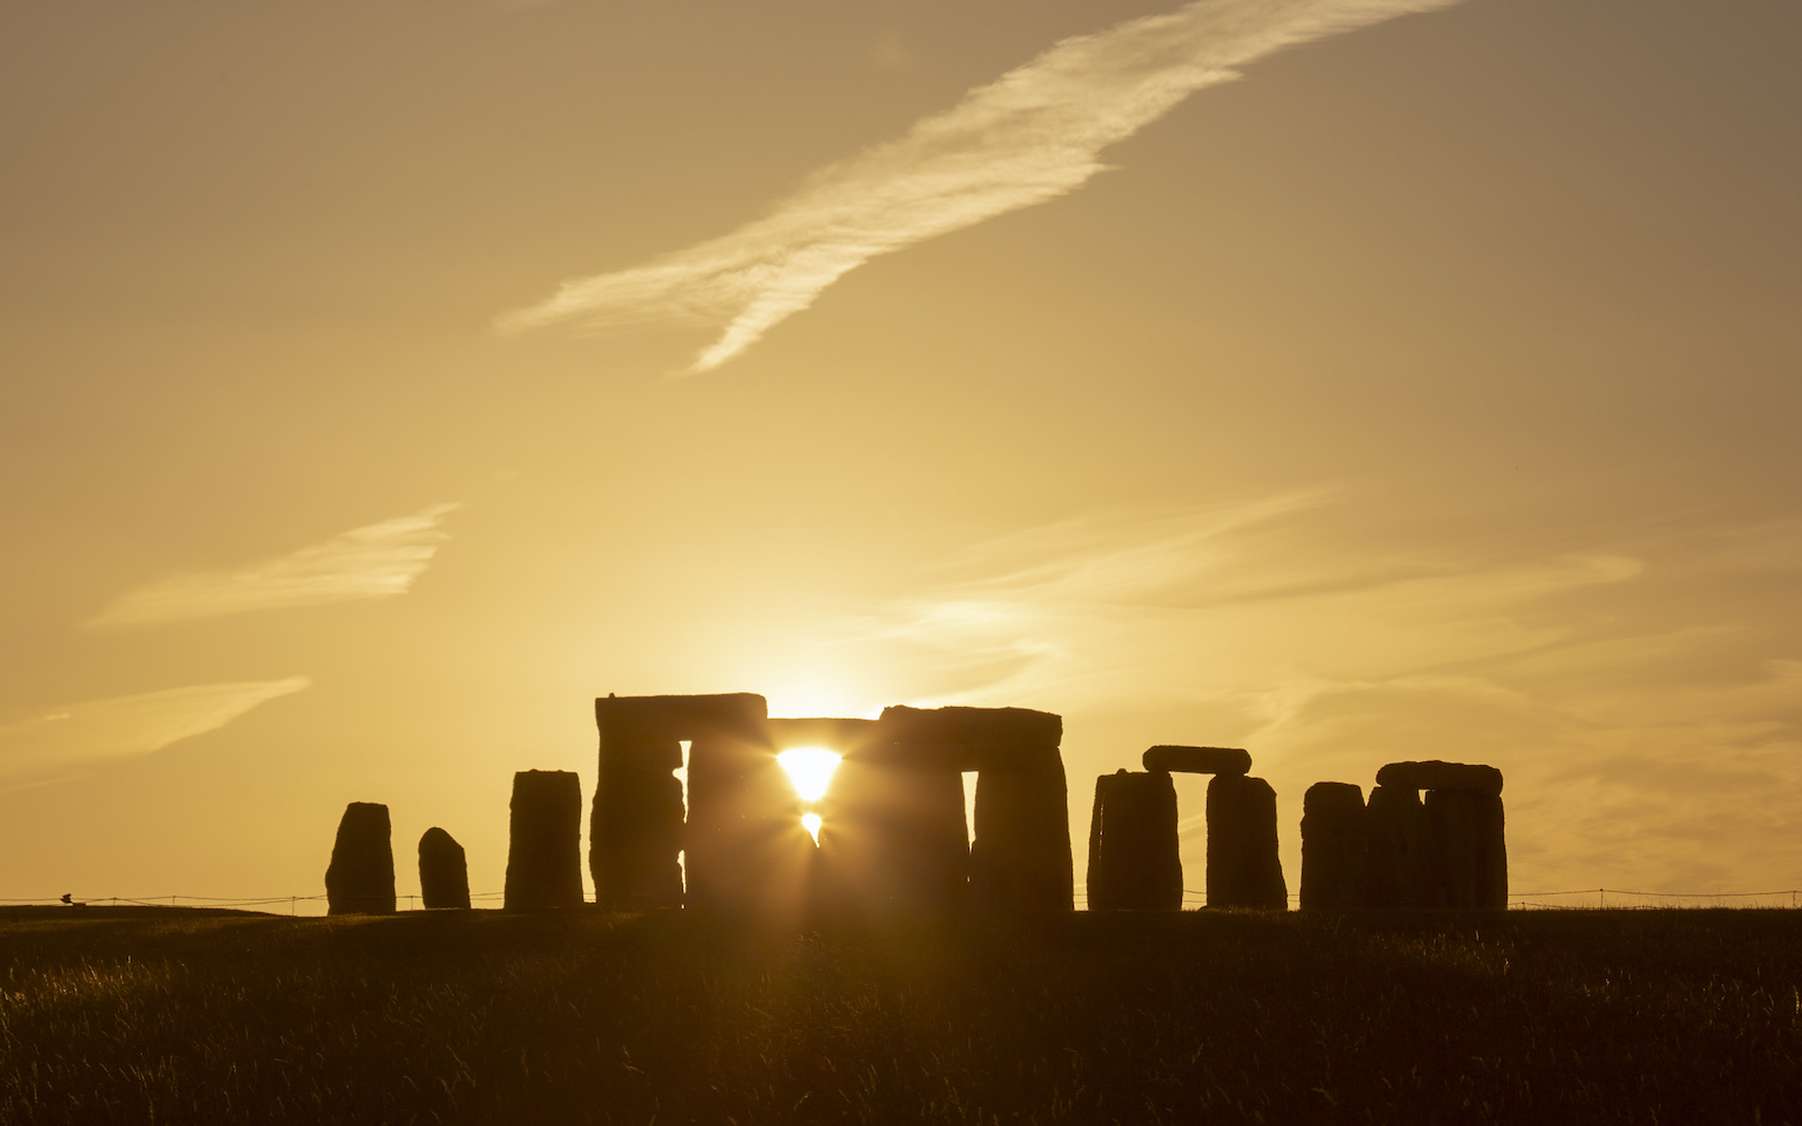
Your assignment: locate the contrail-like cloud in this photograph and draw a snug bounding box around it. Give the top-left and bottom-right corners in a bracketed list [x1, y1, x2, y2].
[0, 677, 310, 788]
[499, 0, 1456, 371]
[89, 503, 458, 628]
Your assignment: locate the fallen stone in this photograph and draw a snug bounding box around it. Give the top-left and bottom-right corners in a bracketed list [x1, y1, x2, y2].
[1087, 770, 1182, 911]
[1142, 745, 1252, 776]
[417, 826, 470, 910]
[1299, 782, 1366, 911]
[1205, 775, 1286, 909]
[1363, 783, 1429, 908]
[1375, 760, 1503, 796]
[505, 770, 584, 911]
[325, 802, 395, 915]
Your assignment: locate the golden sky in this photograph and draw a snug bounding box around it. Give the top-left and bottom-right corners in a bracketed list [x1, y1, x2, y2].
[2, 0, 1798, 906]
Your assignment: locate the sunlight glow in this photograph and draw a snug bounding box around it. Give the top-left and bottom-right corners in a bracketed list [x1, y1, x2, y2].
[776, 747, 842, 803]
[800, 811, 823, 846]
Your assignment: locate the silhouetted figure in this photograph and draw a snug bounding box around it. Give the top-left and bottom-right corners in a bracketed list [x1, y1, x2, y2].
[1205, 775, 1286, 909]
[325, 801, 396, 915]
[1362, 784, 1428, 908]
[880, 706, 1073, 915]
[504, 771, 584, 911]
[1142, 745, 1252, 776]
[592, 693, 765, 910]
[417, 826, 470, 910]
[1087, 769, 1182, 911]
[1299, 782, 1367, 910]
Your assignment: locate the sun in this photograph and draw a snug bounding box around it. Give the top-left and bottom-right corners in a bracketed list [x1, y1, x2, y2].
[776, 747, 842, 804]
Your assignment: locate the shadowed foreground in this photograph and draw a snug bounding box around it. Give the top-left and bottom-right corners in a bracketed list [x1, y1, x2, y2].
[2, 909, 1799, 1124]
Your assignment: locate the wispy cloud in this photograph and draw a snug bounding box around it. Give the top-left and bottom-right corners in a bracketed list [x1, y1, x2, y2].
[839, 499, 1802, 893]
[498, 0, 1458, 371]
[89, 503, 459, 628]
[0, 678, 310, 789]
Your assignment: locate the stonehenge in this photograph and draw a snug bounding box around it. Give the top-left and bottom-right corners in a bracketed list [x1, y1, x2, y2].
[1087, 770, 1182, 911]
[1353, 762, 1506, 909]
[592, 693, 764, 909]
[686, 718, 814, 914]
[1205, 774, 1288, 909]
[819, 743, 969, 917]
[1142, 745, 1251, 776]
[881, 705, 1073, 914]
[324, 801, 396, 915]
[1299, 783, 1366, 910]
[319, 689, 1504, 921]
[417, 826, 470, 910]
[504, 770, 584, 911]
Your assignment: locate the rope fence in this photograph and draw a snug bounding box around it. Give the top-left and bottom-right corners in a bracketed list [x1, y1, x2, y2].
[5, 889, 1800, 914]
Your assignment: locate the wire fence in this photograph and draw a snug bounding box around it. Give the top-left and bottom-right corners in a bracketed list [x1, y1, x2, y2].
[6, 888, 1801, 915]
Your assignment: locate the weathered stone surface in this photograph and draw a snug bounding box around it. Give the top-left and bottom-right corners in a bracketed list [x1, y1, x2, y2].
[417, 826, 470, 910]
[325, 802, 395, 915]
[1205, 775, 1286, 909]
[1424, 789, 1508, 909]
[877, 705, 1062, 771]
[1087, 770, 1182, 911]
[1299, 782, 1366, 911]
[1142, 745, 1252, 776]
[1375, 760, 1503, 796]
[818, 752, 968, 916]
[1363, 783, 1429, 908]
[505, 770, 584, 911]
[972, 744, 1074, 913]
[592, 693, 767, 909]
[684, 733, 816, 914]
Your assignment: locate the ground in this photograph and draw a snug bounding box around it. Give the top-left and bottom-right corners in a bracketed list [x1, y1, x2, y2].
[1, 907, 1798, 1123]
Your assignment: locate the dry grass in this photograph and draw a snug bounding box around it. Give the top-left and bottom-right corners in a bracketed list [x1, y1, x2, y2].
[1, 907, 1799, 1123]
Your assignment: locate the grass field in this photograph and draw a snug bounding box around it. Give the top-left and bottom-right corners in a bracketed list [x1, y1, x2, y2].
[2, 907, 1799, 1124]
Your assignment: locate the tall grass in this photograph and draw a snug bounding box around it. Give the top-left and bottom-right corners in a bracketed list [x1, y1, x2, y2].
[1, 908, 1798, 1123]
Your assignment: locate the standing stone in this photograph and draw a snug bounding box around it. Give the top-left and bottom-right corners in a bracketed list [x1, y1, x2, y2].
[505, 770, 584, 911]
[1424, 789, 1509, 909]
[1363, 783, 1429, 908]
[1299, 782, 1366, 911]
[1205, 775, 1286, 909]
[1142, 745, 1252, 776]
[881, 705, 1071, 915]
[325, 801, 396, 915]
[972, 745, 1074, 914]
[591, 693, 766, 910]
[1087, 770, 1182, 911]
[685, 733, 814, 914]
[417, 827, 470, 910]
[818, 750, 968, 917]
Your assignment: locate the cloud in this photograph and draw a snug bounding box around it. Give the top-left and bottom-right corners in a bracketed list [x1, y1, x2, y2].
[0, 678, 310, 789]
[498, 0, 1458, 371]
[89, 503, 458, 628]
[824, 497, 1802, 892]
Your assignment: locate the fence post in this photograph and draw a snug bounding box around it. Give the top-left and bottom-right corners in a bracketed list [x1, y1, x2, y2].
[1599, 888, 1606, 909]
